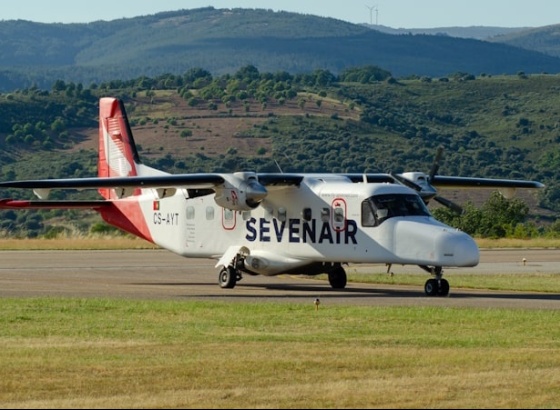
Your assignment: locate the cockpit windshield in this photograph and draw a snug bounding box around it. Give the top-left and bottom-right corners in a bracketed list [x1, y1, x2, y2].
[361, 193, 431, 227]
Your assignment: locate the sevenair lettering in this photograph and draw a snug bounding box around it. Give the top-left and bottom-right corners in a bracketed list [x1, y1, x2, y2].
[246, 218, 357, 244]
[153, 212, 180, 225]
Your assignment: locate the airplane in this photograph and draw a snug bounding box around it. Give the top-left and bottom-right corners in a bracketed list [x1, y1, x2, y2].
[0, 97, 545, 297]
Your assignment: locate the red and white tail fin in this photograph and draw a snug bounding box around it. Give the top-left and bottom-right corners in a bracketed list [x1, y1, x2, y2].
[97, 97, 166, 199]
[98, 97, 140, 179]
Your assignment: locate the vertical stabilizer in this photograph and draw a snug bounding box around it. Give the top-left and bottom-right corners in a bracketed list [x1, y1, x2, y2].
[98, 98, 142, 198]
[98, 97, 141, 178]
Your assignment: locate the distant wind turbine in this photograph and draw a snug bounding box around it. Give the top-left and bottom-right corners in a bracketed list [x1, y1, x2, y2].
[365, 4, 379, 25]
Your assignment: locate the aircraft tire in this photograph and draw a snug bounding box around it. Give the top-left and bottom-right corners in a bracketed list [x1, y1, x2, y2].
[328, 266, 347, 289]
[424, 279, 439, 296]
[219, 266, 237, 289]
[438, 279, 450, 297]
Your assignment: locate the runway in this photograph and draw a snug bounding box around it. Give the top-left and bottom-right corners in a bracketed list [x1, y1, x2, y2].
[0, 249, 558, 309]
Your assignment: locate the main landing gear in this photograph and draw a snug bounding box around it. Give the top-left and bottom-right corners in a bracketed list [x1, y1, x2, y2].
[327, 265, 347, 289]
[218, 254, 245, 289]
[419, 265, 450, 297]
[219, 266, 242, 289]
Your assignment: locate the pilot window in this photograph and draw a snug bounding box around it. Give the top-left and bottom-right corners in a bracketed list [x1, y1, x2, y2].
[361, 194, 430, 226]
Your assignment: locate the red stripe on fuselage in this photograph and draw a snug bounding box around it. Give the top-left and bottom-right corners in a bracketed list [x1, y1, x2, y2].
[98, 200, 153, 243]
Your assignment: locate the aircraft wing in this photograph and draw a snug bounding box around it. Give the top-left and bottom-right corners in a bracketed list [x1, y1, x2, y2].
[256, 173, 396, 185]
[0, 173, 302, 211]
[0, 174, 225, 190]
[430, 176, 544, 189]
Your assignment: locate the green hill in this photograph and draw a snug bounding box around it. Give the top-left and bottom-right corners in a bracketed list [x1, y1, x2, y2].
[0, 69, 559, 237]
[1, 7, 560, 91]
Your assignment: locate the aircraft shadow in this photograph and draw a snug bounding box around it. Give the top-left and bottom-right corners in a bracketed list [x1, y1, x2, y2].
[129, 280, 560, 302]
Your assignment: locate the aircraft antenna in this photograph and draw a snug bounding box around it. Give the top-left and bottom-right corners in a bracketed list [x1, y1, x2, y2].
[274, 159, 284, 173]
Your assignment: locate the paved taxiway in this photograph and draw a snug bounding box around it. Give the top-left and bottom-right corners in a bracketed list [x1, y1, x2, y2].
[0, 249, 558, 309]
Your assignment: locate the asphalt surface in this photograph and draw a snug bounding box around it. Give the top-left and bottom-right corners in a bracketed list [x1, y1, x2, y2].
[0, 249, 559, 309]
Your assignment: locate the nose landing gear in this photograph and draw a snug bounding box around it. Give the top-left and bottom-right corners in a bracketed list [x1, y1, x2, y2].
[420, 265, 450, 297]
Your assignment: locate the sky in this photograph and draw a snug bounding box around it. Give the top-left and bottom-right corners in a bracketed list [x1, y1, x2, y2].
[1, 1, 559, 28]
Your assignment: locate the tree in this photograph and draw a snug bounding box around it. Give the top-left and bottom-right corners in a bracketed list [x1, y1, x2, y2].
[432, 192, 529, 238]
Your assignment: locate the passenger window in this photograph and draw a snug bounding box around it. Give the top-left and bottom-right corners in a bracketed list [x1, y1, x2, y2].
[186, 206, 195, 220]
[206, 206, 214, 220]
[224, 208, 234, 221]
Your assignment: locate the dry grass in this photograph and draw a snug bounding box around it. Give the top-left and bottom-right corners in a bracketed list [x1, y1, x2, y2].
[0, 236, 156, 250]
[0, 236, 557, 251]
[475, 237, 560, 249]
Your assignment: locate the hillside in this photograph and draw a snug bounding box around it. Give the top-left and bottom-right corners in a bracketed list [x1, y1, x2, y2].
[1, 7, 560, 91]
[488, 24, 560, 58]
[1, 70, 560, 238]
[368, 25, 530, 40]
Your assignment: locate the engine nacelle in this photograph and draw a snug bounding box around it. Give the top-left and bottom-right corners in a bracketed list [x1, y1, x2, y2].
[399, 172, 438, 201]
[213, 172, 268, 211]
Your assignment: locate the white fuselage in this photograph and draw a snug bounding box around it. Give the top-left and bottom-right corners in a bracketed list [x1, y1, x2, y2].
[126, 175, 479, 275]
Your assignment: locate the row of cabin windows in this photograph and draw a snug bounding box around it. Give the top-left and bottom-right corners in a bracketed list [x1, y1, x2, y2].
[185, 197, 428, 227]
[184, 206, 337, 223]
[184, 194, 429, 227]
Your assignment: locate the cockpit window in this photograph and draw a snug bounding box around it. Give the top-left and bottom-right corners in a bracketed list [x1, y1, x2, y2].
[361, 194, 430, 227]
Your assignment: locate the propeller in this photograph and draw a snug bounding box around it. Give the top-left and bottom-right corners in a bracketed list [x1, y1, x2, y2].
[429, 145, 443, 182]
[395, 146, 464, 215]
[432, 195, 464, 214]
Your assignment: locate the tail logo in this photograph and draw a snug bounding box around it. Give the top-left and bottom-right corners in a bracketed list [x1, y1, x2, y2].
[104, 118, 134, 177]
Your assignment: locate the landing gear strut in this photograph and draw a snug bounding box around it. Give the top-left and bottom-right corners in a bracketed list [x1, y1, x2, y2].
[420, 265, 450, 297]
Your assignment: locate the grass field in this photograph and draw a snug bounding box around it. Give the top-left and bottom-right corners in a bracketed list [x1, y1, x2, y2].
[0, 298, 559, 409]
[0, 237, 558, 408]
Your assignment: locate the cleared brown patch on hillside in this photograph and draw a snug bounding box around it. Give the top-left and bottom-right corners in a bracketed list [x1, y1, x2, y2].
[70, 92, 359, 160]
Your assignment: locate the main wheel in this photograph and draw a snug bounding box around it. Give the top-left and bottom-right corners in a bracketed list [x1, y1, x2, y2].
[219, 266, 237, 289]
[328, 266, 347, 289]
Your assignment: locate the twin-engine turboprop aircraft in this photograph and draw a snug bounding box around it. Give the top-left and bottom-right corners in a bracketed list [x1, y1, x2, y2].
[0, 98, 544, 296]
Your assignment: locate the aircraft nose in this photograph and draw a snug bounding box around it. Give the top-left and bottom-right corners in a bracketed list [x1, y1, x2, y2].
[394, 220, 479, 266]
[435, 229, 480, 267]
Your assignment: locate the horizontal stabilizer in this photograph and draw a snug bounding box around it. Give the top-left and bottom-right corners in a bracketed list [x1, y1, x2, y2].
[0, 199, 112, 209]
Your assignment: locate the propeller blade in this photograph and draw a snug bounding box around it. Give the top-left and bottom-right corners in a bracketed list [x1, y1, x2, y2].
[433, 195, 464, 214]
[429, 146, 444, 181]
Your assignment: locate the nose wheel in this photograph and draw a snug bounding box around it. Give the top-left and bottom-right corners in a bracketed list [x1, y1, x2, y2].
[420, 265, 450, 297]
[424, 278, 450, 297]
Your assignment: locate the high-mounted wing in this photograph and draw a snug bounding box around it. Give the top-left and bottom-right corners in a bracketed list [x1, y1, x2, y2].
[429, 176, 544, 190]
[0, 172, 304, 212]
[393, 147, 544, 213]
[0, 174, 225, 191]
